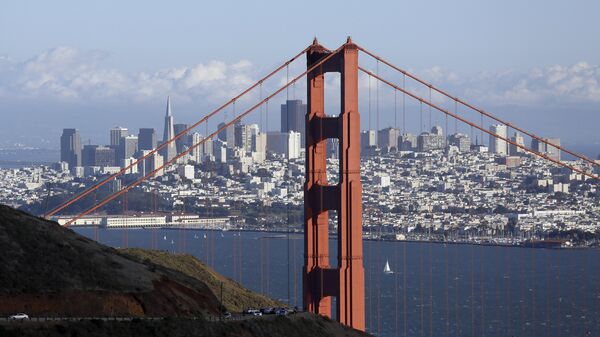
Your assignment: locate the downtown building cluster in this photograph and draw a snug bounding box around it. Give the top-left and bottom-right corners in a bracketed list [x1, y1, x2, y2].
[2, 97, 599, 246]
[57, 97, 305, 180]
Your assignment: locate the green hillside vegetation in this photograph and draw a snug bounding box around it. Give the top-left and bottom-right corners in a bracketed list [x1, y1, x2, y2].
[122, 248, 284, 312]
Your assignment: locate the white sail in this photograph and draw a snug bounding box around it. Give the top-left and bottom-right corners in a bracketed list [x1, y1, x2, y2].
[384, 260, 393, 274]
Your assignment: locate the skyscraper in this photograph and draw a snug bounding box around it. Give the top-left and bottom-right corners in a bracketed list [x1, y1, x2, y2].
[118, 135, 138, 165]
[509, 132, 525, 156]
[110, 127, 128, 147]
[360, 130, 377, 150]
[160, 96, 177, 162]
[190, 132, 204, 163]
[546, 138, 561, 161]
[235, 123, 257, 152]
[531, 137, 561, 161]
[489, 124, 508, 155]
[174, 123, 189, 153]
[266, 131, 301, 159]
[448, 133, 471, 152]
[377, 127, 401, 151]
[281, 99, 306, 144]
[81, 145, 98, 167]
[60, 128, 81, 168]
[94, 146, 116, 167]
[138, 128, 157, 151]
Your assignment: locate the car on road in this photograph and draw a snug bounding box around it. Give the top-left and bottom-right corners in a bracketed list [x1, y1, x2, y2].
[223, 312, 232, 319]
[260, 307, 274, 314]
[275, 308, 288, 316]
[8, 313, 29, 320]
[243, 308, 257, 315]
[252, 310, 262, 316]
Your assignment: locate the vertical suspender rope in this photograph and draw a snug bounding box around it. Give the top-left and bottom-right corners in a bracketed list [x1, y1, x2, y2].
[428, 87, 432, 131]
[286, 64, 291, 305]
[376, 60, 380, 143]
[454, 100, 458, 135]
[394, 89, 398, 131]
[369, 74, 372, 132]
[402, 74, 406, 136]
[403, 240, 407, 337]
[420, 101, 423, 134]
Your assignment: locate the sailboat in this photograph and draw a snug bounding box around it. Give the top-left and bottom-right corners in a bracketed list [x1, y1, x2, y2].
[194, 234, 199, 239]
[163, 235, 167, 241]
[203, 233, 207, 239]
[383, 260, 394, 274]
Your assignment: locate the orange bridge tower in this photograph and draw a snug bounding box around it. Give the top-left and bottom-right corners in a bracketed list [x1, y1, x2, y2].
[303, 37, 365, 331]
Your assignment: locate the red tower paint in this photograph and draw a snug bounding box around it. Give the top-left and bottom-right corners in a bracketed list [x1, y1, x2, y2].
[303, 38, 365, 331]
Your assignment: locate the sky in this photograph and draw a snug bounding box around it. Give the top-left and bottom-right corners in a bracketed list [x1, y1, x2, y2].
[1, 0, 600, 151]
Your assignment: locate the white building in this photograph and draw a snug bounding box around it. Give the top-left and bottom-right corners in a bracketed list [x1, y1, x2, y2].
[489, 124, 508, 155]
[190, 132, 204, 163]
[178, 165, 194, 180]
[266, 131, 301, 159]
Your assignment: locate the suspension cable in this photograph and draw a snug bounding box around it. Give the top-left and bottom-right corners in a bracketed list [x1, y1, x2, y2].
[45, 45, 311, 218]
[358, 66, 600, 182]
[356, 45, 598, 167]
[62, 45, 344, 226]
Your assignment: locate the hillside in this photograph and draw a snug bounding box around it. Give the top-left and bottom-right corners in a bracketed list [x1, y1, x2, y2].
[122, 249, 284, 312]
[0, 204, 372, 337]
[0, 204, 220, 317]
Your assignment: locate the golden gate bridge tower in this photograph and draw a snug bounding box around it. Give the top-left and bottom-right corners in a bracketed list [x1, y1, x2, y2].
[303, 37, 365, 331]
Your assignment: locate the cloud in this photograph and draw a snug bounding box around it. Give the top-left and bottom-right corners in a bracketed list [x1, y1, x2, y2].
[0, 47, 259, 104]
[415, 63, 600, 106]
[1, 46, 600, 111]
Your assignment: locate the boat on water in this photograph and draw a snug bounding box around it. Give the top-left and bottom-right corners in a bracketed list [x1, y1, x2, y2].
[170, 239, 174, 245]
[204, 233, 207, 239]
[163, 235, 167, 241]
[384, 260, 393, 274]
[194, 234, 199, 239]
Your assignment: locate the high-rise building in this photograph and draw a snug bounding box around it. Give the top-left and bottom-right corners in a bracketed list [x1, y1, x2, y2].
[82, 145, 98, 167]
[417, 127, 445, 152]
[118, 135, 138, 165]
[138, 128, 157, 151]
[252, 132, 267, 162]
[281, 99, 306, 144]
[218, 121, 237, 148]
[489, 124, 508, 155]
[377, 127, 401, 151]
[110, 127, 128, 147]
[509, 132, 525, 156]
[546, 138, 561, 161]
[190, 132, 204, 163]
[417, 133, 444, 152]
[532, 137, 561, 161]
[399, 133, 417, 151]
[138, 150, 164, 177]
[203, 137, 213, 158]
[431, 125, 444, 136]
[360, 130, 377, 150]
[327, 139, 339, 159]
[174, 123, 189, 153]
[94, 146, 116, 167]
[448, 133, 471, 152]
[266, 131, 301, 159]
[60, 128, 81, 169]
[213, 139, 228, 163]
[160, 96, 177, 162]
